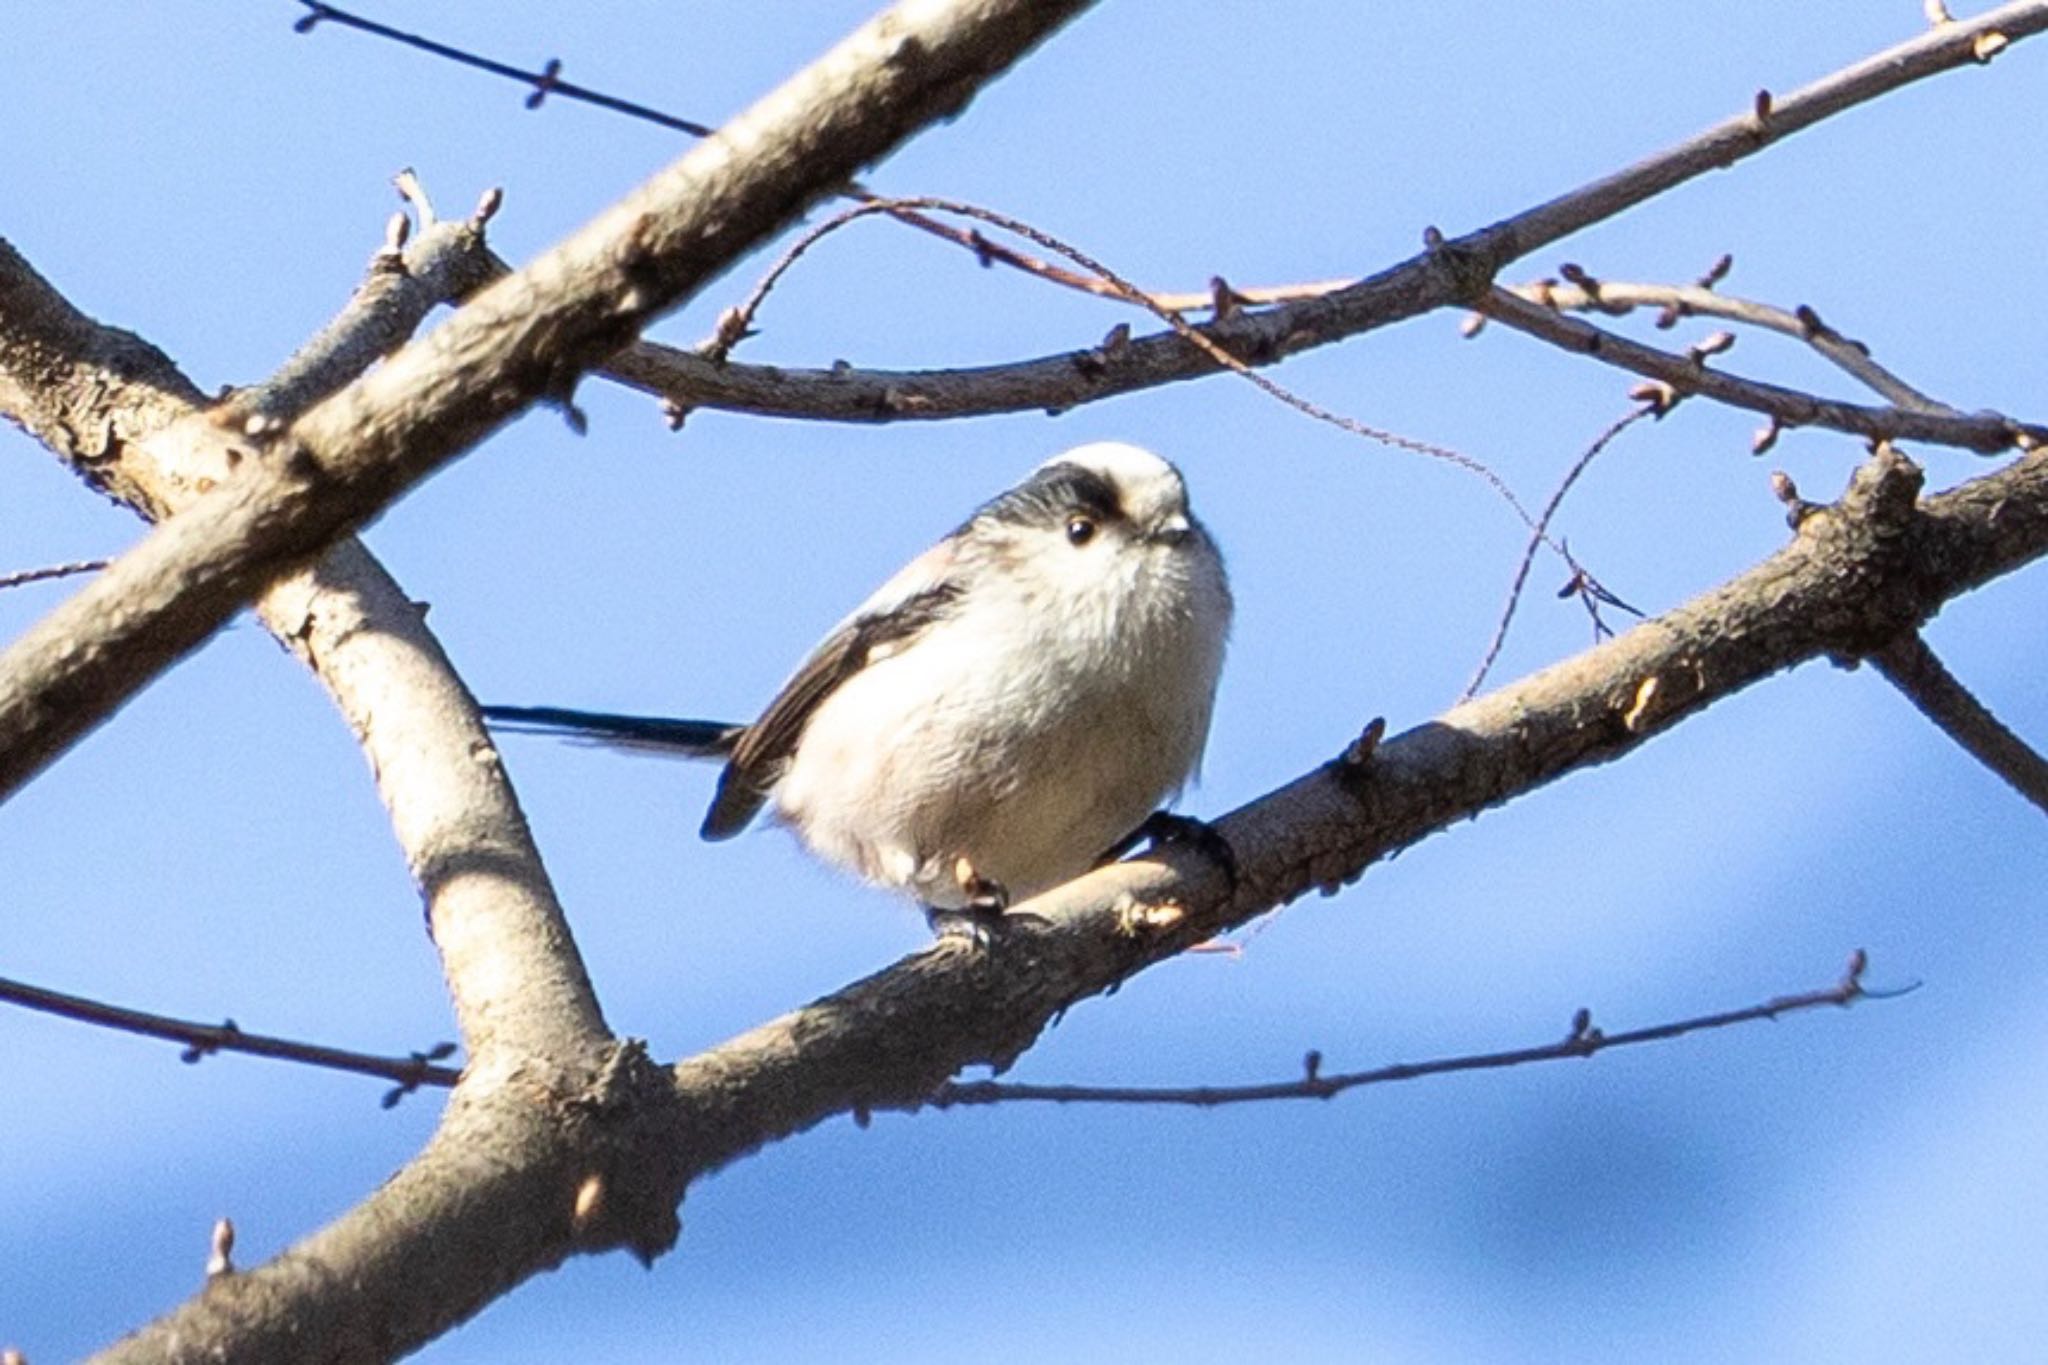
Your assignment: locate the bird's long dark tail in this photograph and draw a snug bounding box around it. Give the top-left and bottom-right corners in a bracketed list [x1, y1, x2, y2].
[480, 704, 742, 758]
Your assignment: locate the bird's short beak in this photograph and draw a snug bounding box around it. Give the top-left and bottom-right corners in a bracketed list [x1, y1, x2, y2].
[1151, 514, 1193, 546]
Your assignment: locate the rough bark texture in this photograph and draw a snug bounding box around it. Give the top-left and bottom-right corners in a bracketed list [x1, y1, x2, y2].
[0, 0, 1094, 804]
[660, 445, 2048, 1175]
[0, 4, 2041, 1363]
[1, 3, 1104, 1360]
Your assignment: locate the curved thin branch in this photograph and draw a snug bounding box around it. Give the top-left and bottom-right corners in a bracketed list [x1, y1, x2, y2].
[1871, 632, 2048, 813]
[1476, 285, 2044, 453]
[603, 2, 2048, 425]
[1462, 405, 1656, 701]
[929, 950, 1881, 1109]
[1494, 276, 1959, 413]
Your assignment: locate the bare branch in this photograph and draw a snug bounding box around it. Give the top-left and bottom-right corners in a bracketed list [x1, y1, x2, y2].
[0, 974, 460, 1097]
[68, 5, 1108, 1359]
[1495, 275, 1959, 413]
[293, 2, 1366, 314]
[1871, 632, 2048, 813]
[1462, 405, 1656, 701]
[1477, 285, 2043, 453]
[226, 195, 501, 426]
[603, 3, 2048, 425]
[0, 558, 108, 590]
[929, 950, 1885, 1109]
[715, 197, 1540, 522]
[0, 0, 1095, 810]
[663, 446, 2048, 1179]
[291, 1, 716, 136]
[2, 200, 604, 1065]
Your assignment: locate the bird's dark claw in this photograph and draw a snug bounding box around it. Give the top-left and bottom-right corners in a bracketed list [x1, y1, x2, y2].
[1100, 809, 1239, 892]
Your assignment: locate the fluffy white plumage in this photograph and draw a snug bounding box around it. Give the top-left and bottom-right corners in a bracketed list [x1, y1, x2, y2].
[486, 442, 1231, 921]
[759, 441, 1232, 909]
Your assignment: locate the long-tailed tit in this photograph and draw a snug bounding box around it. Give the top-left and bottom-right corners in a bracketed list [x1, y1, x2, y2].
[486, 441, 1232, 931]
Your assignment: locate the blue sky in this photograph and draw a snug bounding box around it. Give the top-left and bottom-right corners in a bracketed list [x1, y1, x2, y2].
[5, 3, 2048, 1361]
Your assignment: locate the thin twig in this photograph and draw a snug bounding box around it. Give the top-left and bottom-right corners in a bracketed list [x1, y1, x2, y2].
[0, 558, 109, 590]
[859, 191, 1351, 311]
[1493, 275, 1958, 413]
[1462, 406, 1656, 700]
[291, 2, 715, 136]
[928, 950, 1895, 1109]
[285, 0, 1356, 311]
[701, 194, 1551, 538]
[603, 5, 2048, 429]
[1478, 286, 2042, 454]
[0, 974, 461, 1100]
[1871, 632, 2048, 813]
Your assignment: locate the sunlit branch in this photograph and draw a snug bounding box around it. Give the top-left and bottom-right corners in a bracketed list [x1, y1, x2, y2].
[928, 951, 1893, 1109]
[1476, 285, 2044, 454]
[1871, 632, 2048, 814]
[0, 975, 461, 1104]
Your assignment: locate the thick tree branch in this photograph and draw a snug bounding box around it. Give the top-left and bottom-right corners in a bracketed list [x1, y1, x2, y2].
[53, 4, 1101, 1361]
[8, 8, 2042, 1361]
[601, 2, 2048, 424]
[1871, 632, 2048, 813]
[2, 207, 605, 1065]
[0, 0, 1094, 810]
[4, 209, 635, 1363]
[661, 444, 2048, 1178]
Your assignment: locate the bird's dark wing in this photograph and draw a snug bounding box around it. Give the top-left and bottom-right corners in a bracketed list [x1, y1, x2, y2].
[481, 705, 743, 756]
[701, 578, 962, 840]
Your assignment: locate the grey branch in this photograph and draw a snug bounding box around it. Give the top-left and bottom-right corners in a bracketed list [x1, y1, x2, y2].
[1495, 277, 1960, 414]
[1870, 633, 2048, 813]
[0, 974, 462, 1096]
[3, 5, 2041, 1362]
[0, 0, 1095, 813]
[0, 197, 603, 1066]
[657, 444, 2048, 1187]
[598, 2, 2048, 426]
[928, 950, 1878, 1109]
[33, 3, 1100, 1361]
[1476, 286, 2042, 453]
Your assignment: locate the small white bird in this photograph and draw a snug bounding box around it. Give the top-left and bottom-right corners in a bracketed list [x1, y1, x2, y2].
[487, 441, 1232, 932]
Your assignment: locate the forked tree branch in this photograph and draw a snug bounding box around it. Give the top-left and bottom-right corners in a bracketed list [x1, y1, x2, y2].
[598, 3, 2048, 425]
[4, 6, 2043, 1363]
[0, 201, 602, 1067]
[21, 4, 1103, 1361]
[1475, 286, 2040, 453]
[1488, 272, 1960, 415]
[0, 0, 1096, 811]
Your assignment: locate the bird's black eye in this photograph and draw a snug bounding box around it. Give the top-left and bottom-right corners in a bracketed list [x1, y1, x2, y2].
[1065, 515, 1097, 546]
